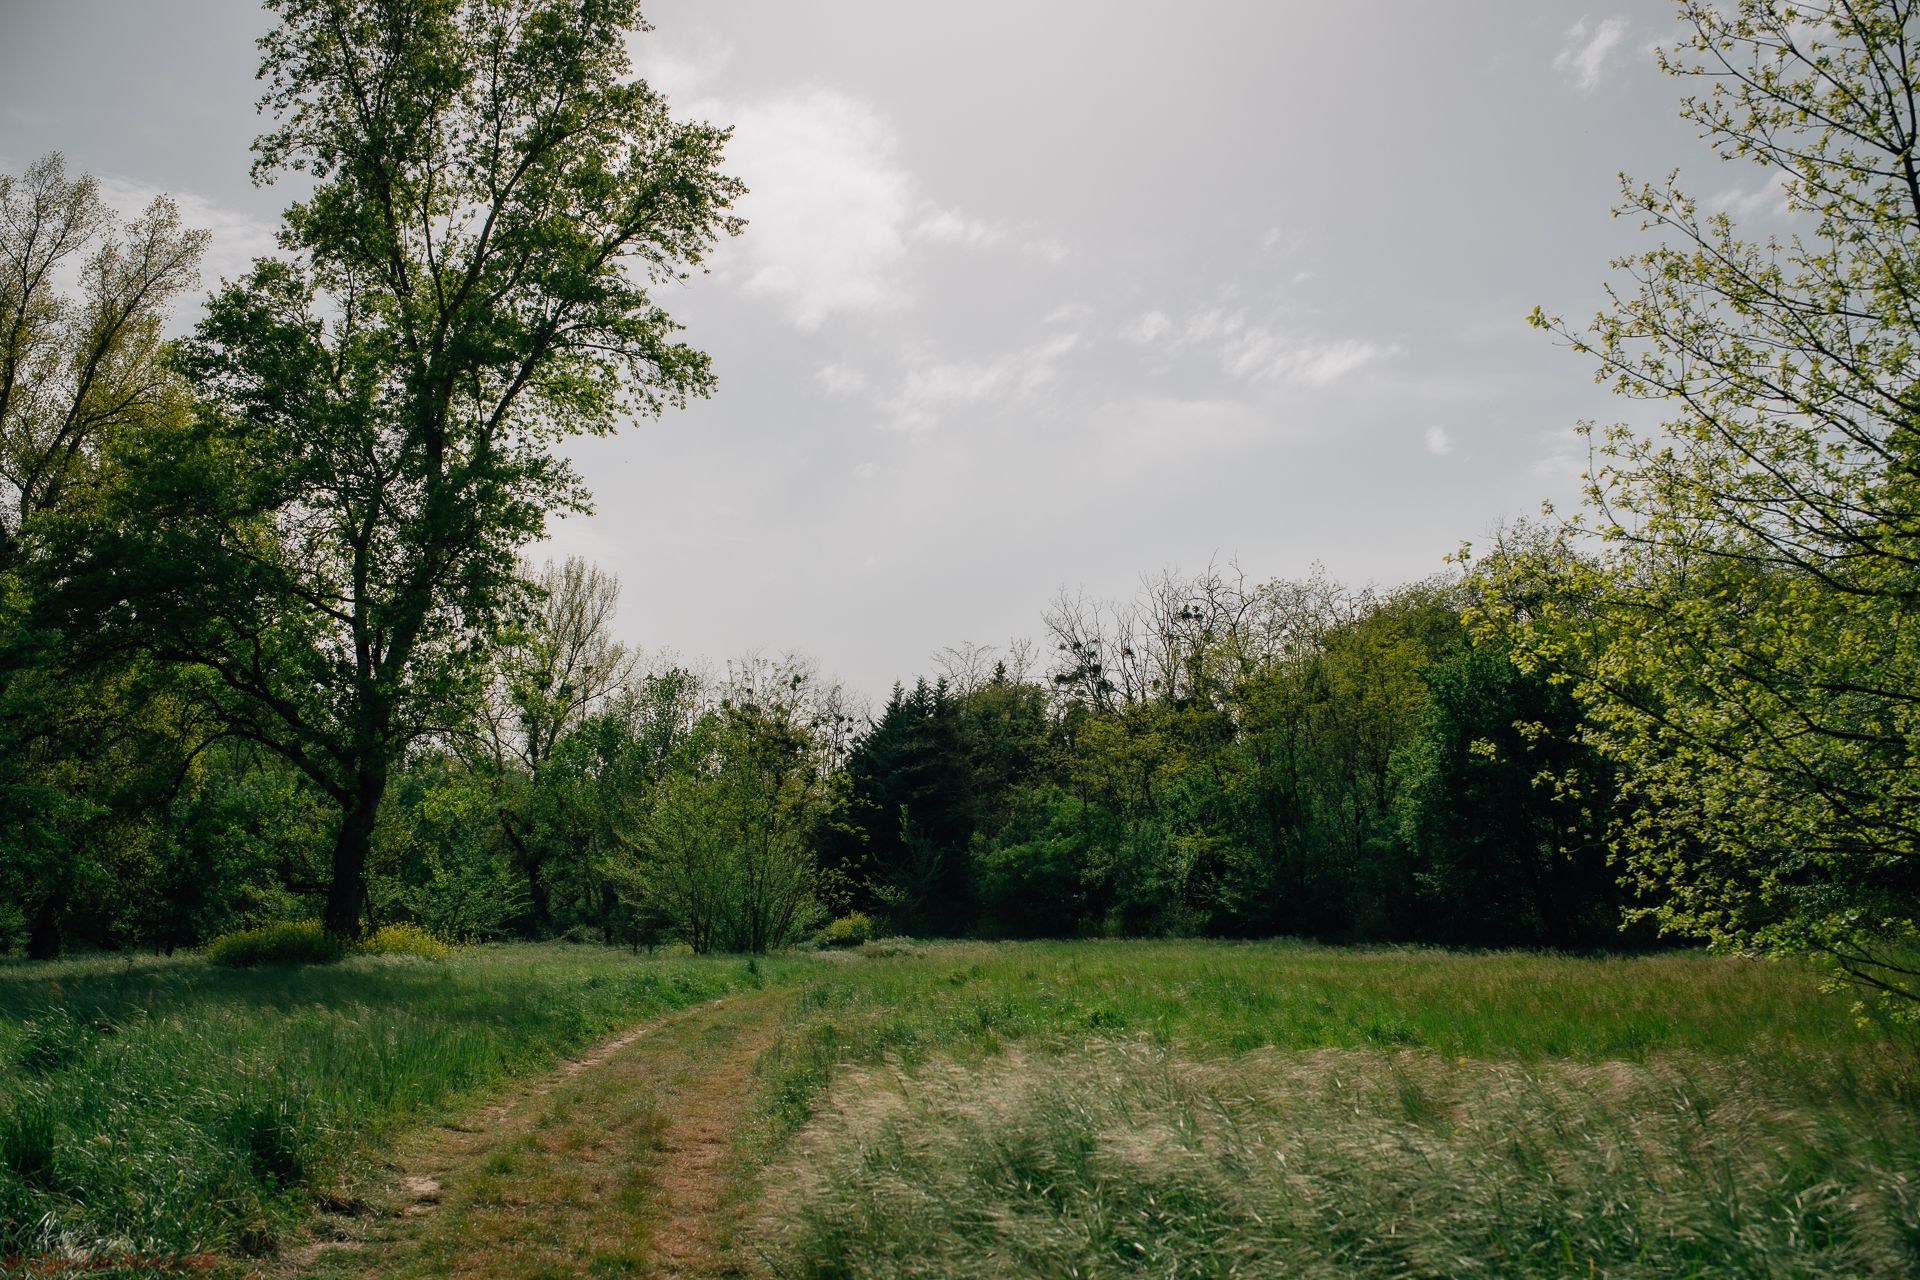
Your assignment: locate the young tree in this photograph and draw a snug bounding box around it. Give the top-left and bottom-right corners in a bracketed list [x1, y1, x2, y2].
[496, 556, 637, 771]
[0, 154, 207, 957]
[612, 657, 844, 952]
[1523, 1, 1920, 1006]
[474, 555, 637, 931]
[55, 0, 744, 938]
[1, 154, 206, 572]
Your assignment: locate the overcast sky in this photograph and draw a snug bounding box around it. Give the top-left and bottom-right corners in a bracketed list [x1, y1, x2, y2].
[0, 1, 1778, 700]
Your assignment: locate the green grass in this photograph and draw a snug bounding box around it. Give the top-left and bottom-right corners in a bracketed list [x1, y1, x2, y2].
[4, 939, 1915, 1279]
[744, 941, 1920, 1279]
[0, 944, 807, 1268]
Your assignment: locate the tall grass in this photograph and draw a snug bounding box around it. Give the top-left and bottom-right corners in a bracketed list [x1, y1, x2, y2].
[0, 945, 799, 1265]
[745, 941, 1919, 1279]
[761, 1043, 1920, 1278]
[5, 938, 1912, 1277]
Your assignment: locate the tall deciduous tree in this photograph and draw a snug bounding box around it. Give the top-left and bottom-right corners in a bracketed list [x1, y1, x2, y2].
[56, 0, 744, 937]
[1520, 0, 1920, 1007]
[495, 556, 637, 770]
[0, 154, 206, 958]
[1, 154, 205, 572]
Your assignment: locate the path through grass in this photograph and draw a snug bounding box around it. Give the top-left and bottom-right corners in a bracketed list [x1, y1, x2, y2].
[296, 988, 794, 1280]
[0, 946, 810, 1270]
[5, 939, 1915, 1278]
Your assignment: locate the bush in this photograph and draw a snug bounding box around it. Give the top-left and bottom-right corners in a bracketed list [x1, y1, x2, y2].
[356, 922, 456, 959]
[822, 911, 875, 948]
[203, 920, 346, 968]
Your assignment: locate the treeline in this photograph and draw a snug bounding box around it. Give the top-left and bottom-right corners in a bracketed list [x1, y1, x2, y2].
[827, 568, 1626, 947]
[4, 532, 1640, 956]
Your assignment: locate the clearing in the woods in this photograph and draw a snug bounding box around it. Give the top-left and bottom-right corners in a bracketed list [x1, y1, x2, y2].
[3, 941, 1916, 1279]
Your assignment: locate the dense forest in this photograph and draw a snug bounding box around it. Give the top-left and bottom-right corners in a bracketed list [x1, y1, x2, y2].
[2, 0, 1918, 1021]
[0, 524, 1634, 956]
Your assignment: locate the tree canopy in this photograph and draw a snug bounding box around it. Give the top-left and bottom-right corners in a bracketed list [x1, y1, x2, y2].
[48, 0, 744, 937]
[1504, 0, 1920, 1010]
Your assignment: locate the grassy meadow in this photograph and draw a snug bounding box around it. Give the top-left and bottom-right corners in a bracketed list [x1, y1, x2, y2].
[744, 942, 1920, 1278]
[2, 939, 1916, 1278]
[0, 945, 798, 1266]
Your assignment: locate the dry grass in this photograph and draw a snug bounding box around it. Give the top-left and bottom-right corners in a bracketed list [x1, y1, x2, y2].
[751, 1040, 1920, 1278]
[735, 941, 1918, 1279]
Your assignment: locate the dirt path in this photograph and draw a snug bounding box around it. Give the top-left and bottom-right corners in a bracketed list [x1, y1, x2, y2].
[279, 988, 793, 1280]
[637, 998, 785, 1278]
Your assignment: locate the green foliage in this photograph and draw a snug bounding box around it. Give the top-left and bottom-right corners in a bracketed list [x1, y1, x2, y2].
[610, 659, 844, 953]
[203, 919, 346, 968]
[971, 786, 1101, 938]
[821, 911, 875, 948]
[357, 922, 457, 959]
[0, 154, 209, 962]
[47, 0, 745, 940]
[1506, 0, 1920, 1010]
[1400, 640, 1623, 948]
[827, 670, 1051, 933]
[373, 753, 530, 943]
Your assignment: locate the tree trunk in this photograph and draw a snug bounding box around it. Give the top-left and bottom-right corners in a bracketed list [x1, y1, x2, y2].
[498, 811, 551, 933]
[26, 892, 64, 960]
[323, 770, 389, 939]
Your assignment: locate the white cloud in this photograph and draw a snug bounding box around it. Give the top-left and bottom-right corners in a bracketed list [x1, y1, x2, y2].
[627, 34, 735, 104]
[1707, 170, 1793, 219]
[1024, 236, 1069, 266]
[1258, 225, 1318, 259]
[1120, 300, 1391, 388]
[868, 329, 1084, 433]
[815, 363, 872, 397]
[852, 461, 880, 480]
[629, 33, 1070, 331]
[912, 207, 1067, 263]
[912, 207, 1003, 249]
[1554, 17, 1630, 92]
[1424, 426, 1454, 456]
[1121, 309, 1173, 344]
[694, 84, 1067, 330]
[93, 174, 278, 294]
[1530, 428, 1593, 483]
[721, 88, 919, 330]
[1222, 331, 1392, 386]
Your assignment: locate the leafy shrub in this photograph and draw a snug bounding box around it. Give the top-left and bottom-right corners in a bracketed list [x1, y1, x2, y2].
[204, 920, 346, 968]
[822, 911, 875, 948]
[356, 922, 456, 959]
